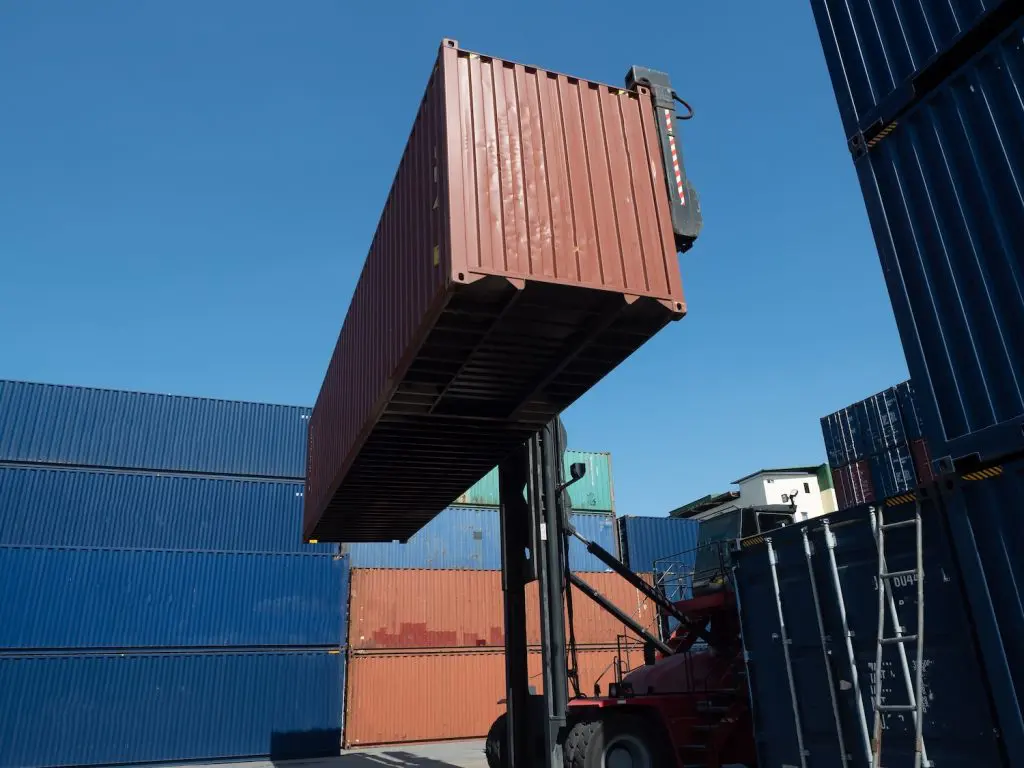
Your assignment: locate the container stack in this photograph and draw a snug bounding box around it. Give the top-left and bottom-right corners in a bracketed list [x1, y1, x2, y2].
[820, 381, 933, 510]
[342, 454, 659, 748]
[0, 381, 348, 768]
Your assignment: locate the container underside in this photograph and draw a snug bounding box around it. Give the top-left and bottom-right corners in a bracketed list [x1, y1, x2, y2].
[312, 278, 678, 542]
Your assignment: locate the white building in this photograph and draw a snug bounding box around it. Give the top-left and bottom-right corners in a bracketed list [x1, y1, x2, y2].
[670, 465, 837, 522]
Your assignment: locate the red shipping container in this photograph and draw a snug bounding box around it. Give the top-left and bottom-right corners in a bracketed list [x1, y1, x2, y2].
[306, 40, 695, 543]
[344, 646, 645, 746]
[347, 569, 659, 650]
[910, 438, 934, 484]
[832, 460, 875, 510]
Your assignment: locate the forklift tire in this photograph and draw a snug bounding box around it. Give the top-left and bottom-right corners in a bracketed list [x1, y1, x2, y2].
[484, 714, 506, 768]
[564, 713, 669, 768]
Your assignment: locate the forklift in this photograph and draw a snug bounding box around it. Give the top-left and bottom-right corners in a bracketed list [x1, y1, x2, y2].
[486, 415, 794, 768]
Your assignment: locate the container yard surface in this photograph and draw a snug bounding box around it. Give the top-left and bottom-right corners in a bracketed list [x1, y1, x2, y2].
[837, 16, 1024, 465]
[157, 742, 489, 768]
[306, 38, 690, 543]
[734, 497, 1003, 767]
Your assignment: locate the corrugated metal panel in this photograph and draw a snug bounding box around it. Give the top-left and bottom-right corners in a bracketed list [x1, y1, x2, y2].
[869, 443, 917, 499]
[809, 0, 1003, 139]
[306, 39, 690, 544]
[617, 515, 700, 574]
[0, 381, 310, 478]
[734, 499, 1002, 767]
[910, 438, 935, 483]
[897, 379, 927, 440]
[0, 466, 334, 554]
[347, 507, 614, 572]
[0, 650, 345, 768]
[347, 569, 657, 650]
[0, 547, 348, 649]
[344, 647, 643, 746]
[849, 20, 1024, 464]
[454, 450, 615, 512]
[941, 455, 1024, 763]
[821, 409, 854, 468]
[863, 387, 906, 454]
[832, 459, 875, 510]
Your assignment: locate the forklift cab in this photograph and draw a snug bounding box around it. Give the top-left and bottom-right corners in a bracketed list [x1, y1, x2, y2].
[691, 505, 794, 595]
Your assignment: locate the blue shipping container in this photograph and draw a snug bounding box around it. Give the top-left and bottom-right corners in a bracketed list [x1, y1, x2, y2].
[843, 19, 1024, 464]
[896, 380, 926, 441]
[809, 0, 1004, 139]
[348, 507, 616, 572]
[616, 515, 700, 577]
[940, 453, 1024, 765]
[869, 443, 916, 500]
[734, 498, 1003, 767]
[0, 650, 344, 768]
[862, 387, 906, 455]
[0, 547, 348, 649]
[454, 450, 615, 512]
[0, 462, 331, 552]
[0, 465, 334, 554]
[821, 409, 855, 468]
[0, 380, 311, 478]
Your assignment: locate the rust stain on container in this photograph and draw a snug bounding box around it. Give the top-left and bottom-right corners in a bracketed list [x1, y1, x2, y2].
[347, 569, 658, 650]
[306, 40, 689, 543]
[344, 646, 644, 746]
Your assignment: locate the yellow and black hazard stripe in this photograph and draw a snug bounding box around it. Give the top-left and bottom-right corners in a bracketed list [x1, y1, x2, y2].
[865, 121, 899, 149]
[885, 493, 917, 507]
[962, 466, 1004, 481]
[740, 534, 766, 549]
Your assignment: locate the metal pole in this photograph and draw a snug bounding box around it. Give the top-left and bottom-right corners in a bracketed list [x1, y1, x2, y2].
[499, 444, 533, 767]
[536, 419, 568, 768]
[802, 528, 848, 768]
[766, 537, 807, 768]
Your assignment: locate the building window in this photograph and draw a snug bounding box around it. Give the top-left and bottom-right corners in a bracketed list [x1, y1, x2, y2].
[804, 482, 811, 494]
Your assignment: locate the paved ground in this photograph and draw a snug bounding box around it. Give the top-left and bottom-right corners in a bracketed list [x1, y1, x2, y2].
[168, 741, 489, 768]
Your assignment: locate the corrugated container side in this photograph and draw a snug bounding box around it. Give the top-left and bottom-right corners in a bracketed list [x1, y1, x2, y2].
[832, 459, 875, 510]
[733, 498, 1002, 767]
[820, 412, 848, 468]
[940, 454, 1024, 763]
[454, 450, 615, 512]
[0, 548, 348, 649]
[0, 466, 333, 554]
[617, 515, 700, 574]
[809, 0, 1002, 139]
[896, 380, 927, 440]
[0, 650, 345, 768]
[307, 40, 688, 543]
[851, 20, 1024, 464]
[0, 381, 310, 478]
[864, 388, 906, 454]
[869, 443, 916, 500]
[346, 569, 657, 650]
[910, 438, 935, 484]
[344, 647, 643, 746]
[346, 507, 615, 572]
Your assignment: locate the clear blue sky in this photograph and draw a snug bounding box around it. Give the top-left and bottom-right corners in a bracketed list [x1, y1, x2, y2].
[0, 1, 910, 516]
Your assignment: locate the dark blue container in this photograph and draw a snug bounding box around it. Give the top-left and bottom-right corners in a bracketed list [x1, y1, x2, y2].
[869, 443, 916, 500]
[895, 380, 927, 441]
[939, 453, 1024, 765]
[734, 498, 1003, 767]
[863, 388, 906, 455]
[809, 0, 1005, 140]
[0, 466, 334, 554]
[0, 381, 311, 478]
[0, 649, 345, 768]
[821, 410, 854, 468]
[842, 19, 1024, 464]
[0, 547, 348, 649]
[347, 507, 616, 572]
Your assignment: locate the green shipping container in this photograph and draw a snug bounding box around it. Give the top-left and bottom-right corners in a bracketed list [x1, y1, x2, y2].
[454, 450, 614, 512]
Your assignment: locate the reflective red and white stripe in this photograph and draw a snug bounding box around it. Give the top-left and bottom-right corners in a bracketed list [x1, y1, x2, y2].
[664, 109, 686, 206]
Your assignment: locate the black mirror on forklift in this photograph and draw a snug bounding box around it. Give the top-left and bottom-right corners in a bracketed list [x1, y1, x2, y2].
[643, 641, 658, 667]
[569, 462, 586, 481]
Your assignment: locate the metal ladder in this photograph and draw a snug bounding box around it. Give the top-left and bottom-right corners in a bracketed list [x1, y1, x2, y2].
[870, 501, 930, 768]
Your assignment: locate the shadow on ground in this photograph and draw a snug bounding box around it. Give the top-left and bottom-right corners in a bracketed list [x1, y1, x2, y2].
[269, 731, 483, 768]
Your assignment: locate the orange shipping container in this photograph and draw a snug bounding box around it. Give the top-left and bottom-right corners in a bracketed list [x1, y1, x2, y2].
[344, 647, 644, 747]
[347, 569, 659, 650]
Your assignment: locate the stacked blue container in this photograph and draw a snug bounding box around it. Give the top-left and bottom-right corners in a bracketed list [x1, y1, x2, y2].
[0, 381, 348, 768]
